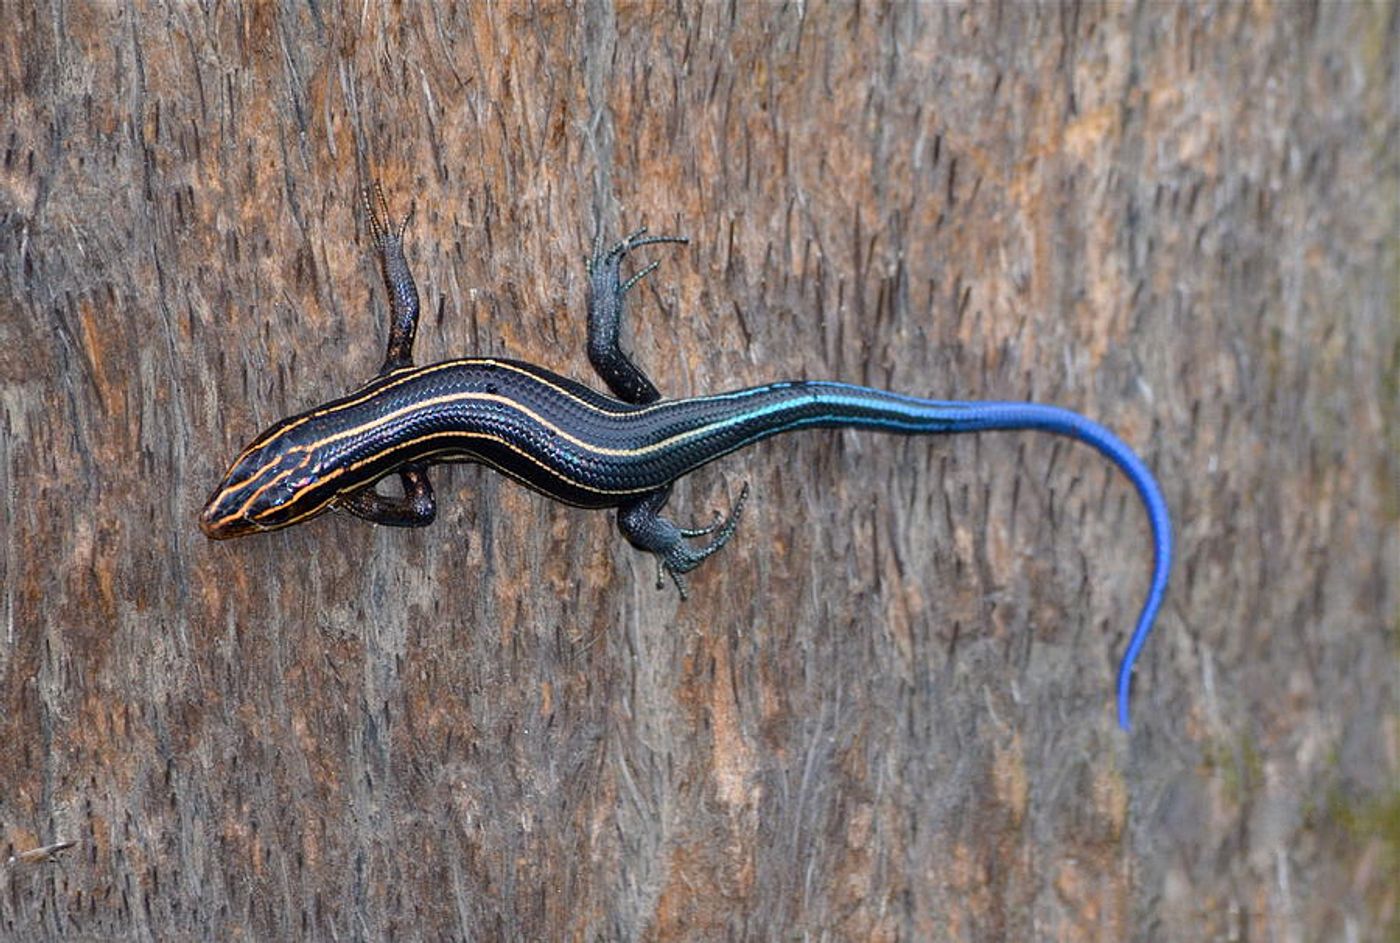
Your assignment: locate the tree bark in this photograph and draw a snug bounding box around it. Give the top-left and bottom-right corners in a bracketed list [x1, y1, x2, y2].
[1, 3, 1394, 940]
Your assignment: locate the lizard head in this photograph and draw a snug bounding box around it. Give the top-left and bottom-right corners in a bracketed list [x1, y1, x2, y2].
[199, 419, 337, 539]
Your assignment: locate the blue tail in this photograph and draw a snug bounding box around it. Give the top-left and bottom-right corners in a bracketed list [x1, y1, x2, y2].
[783, 384, 1172, 730]
[936, 400, 1170, 732]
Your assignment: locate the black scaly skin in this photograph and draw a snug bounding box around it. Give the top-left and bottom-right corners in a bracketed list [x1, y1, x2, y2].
[200, 187, 1173, 728]
[338, 185, 436, 527]
[200, 195, 755, 590]
[585, 229, 751, 593]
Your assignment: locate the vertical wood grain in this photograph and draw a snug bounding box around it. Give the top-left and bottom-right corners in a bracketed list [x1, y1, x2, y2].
[0, 2, 1394, 939]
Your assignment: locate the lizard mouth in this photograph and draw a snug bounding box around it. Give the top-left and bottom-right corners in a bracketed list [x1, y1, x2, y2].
[198, 499, 255, 539]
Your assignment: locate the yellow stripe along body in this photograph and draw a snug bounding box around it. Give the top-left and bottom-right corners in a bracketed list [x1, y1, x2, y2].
[200, 357, 968, 534]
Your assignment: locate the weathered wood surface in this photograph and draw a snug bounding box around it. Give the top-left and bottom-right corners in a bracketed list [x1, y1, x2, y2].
[1, 3, 1395, 940]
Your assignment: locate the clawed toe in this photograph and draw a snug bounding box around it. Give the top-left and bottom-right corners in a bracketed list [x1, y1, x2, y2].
[610, 227, 689, 259]
[678, 509, 724, 539]
[364, 182, 414, 245]
[660, 483, 752, 578]
[677, 484, 751, 540]
[586, 226, 689, 286]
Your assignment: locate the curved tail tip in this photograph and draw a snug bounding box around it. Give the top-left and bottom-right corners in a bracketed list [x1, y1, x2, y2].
[1117, 670, 1134, 731]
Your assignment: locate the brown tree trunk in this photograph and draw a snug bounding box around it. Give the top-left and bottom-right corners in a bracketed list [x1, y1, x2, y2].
[1, 3, 1394, 940]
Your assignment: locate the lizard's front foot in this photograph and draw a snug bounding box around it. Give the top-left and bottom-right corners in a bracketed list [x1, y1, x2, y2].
[584, 226, 689, 406]
[586, 227, 689, 298]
